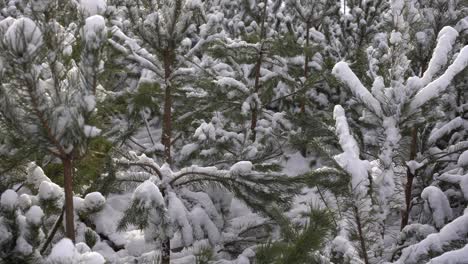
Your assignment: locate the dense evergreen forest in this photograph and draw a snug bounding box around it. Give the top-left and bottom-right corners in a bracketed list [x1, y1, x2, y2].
[1, 0, 468, 263]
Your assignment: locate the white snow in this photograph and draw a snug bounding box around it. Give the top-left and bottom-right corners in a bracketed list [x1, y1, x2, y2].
[3, 17, 43, 58]
[48, 238, 105, 264]
[79, 252, 106, 264]
[428, 117, 468, 145]
[419, 27, 459, 87]
[27, 163, 51, 189]
[333, 105, 370, 194]
[167, 192, 193, 246]
[83, 15, 107, 50]
[83, 192, 106, 212]
[457, 150, 468, 167]
[48, 238, 79, 262]
[421, 186, 453, 228]
[396, 212, 468, 264]
[79, 0, 107, 17]
[0, 190, 18, 209]
[230, 161, 253, 175]
[84, 125, 102, 138]
[460, 175, 468, 200]
[215, 77, 249, 93]
[25, 205, 44, 226]
[332, 62, 383, 117]
[38, 181, 63, 201]
[428, 244, 468, 264]
[410, 46, 468, 112]
[133, 180, 165, 209]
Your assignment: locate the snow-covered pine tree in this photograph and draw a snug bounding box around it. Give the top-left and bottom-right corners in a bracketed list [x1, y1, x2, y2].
[113, 151, 303, 263]
[281, 0, 339, 113]
[107, 0, 226, 167]
[327, 0, 390, 84]
[330, 1, 468, 261]
[0, 1, 107, 241]
[0, 163, 106, 263]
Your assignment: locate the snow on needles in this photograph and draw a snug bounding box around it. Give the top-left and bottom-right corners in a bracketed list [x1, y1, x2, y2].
[133, 180, 165, 209]
[421, 186, 452, 228]
[419, 27, 459, 87]
[409, 45, 468, 112]
[333, 105, 370, 194]
[332, 62, 383, 117]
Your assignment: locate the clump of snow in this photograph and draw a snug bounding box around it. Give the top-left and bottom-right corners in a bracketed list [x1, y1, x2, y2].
[0, 189, 18, 210]
[421, 186, 453, 228]
[3, 17, 43, 58]
[38, 181, 63, 201]
[406, 160, 423, 174]
[190, 207, 221, 245]
[79, 252, 106, 264]
[133, 180, 165, 209]
[48, 238, 79, 262]
[84, 125, 102, 138]
[428, 244, 468, 264]
[83, 15, 107, 50]
[25, 205, 44, 226]
[333, 105, 370, 193]
[457, 150, 468, 167]
[83, 192, 106, 212]
[396, 212, 468, 264]
[48, 238, 105, 264]
[389, 31, 402, 44]
[18, 194, 32, 211]
[459, 175, 468, 200]
[230, 161, 253, 175]
[428, 117, 468, 145]
[419, 26, 458, 86]
[332, 62, 382, 117]
[167, 192, 193, 246]
[27, 163, 51, 189]
[79, 0, 107, 17]
[410, 46, 468, 112]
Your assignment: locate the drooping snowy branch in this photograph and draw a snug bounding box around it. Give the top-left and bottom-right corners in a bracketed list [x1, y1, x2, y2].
[333, 105, 371, 193]
[395, 212, 468, 264]
[419, 27, 459, 87]
[409, 46, 468, 112]
[332, 62, 383, 117]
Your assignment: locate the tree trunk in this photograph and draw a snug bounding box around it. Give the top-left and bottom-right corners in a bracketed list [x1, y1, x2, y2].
[353, 205, 370, 264]
[161, 49, 174, 166]
[300, 22, 310, 114]
[401, 127, 418, 230]
[161, 237, 171, 264]
[250, 1, 268, 141]
[62, 157, 75, 242]
[160, 48, 174, 263]
[250, 54, 262, 141]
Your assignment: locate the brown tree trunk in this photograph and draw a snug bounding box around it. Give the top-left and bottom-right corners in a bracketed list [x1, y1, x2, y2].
[161, 49, 174, 166]
[62, 157, 75, 242]
[160, 48, 174, 263]
[401, 127, 418, 230]
[353, 205, 370, 264]
[250, 1, 267, 141]
[250, 54, 262, 141]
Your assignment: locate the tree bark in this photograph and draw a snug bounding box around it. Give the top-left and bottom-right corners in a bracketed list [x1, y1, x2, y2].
[250, 1, 268, 141]
[161, 237, 171, 264]
[353, 205, 370, 264]
[300, 22, 310, 114]
[161, 49, 174, 166]
[401, 127, 418, 230]
[160, 48, 174, 263]
[62, 157, 75, 242]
